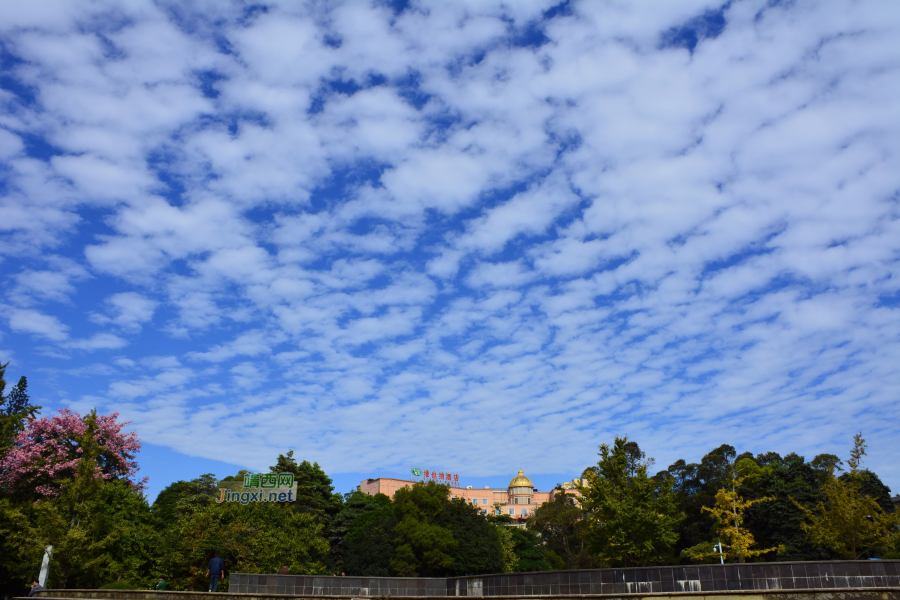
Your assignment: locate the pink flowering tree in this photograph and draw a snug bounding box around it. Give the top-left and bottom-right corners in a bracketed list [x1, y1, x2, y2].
[0, 408, 146, 498]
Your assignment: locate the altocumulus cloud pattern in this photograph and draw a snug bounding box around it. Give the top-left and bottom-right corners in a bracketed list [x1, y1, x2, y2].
[1, 0, 899, 490]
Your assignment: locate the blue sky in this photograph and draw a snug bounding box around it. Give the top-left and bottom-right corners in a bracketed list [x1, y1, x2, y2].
[1, 0, 898, 503]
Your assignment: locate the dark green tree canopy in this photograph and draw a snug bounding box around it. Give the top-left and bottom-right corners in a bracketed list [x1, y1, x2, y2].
[508, 527, 551, 572]
[839, 469, 895, 514]
[390, 481, 457, 576]
[435, 498, 503, 576]
[0, 362, 40, 457]
[342, 499, 396, 576]
[271, 450, 343, 519]
[331, 491, 392, 572]
[151, 474, 219, 527]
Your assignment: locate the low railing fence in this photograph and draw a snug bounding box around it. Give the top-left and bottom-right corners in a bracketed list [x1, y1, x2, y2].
[227, 561, 900, 597]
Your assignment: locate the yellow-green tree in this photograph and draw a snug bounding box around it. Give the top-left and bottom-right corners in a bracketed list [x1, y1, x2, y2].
[794, 434, 900, 559]
[699, 484, 781, 562]
[686, 457, 781, 563]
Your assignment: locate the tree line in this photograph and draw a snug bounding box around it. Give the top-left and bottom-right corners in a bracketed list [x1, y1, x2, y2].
[0, 363, 898, 598]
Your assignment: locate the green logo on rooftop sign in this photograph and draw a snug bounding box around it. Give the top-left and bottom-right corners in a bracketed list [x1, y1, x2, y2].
[215, 473, 297, 505]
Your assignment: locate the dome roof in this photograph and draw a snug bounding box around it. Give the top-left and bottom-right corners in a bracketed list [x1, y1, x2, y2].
[508, 469, 534, 489]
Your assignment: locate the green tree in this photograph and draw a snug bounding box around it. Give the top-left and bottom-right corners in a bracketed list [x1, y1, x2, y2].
[435, 498, 503, 576]
[508, 527, 551, 572]
[0, 363, 40, 600]
[270, 451, 343, 520]
[330, 491, 392, 572]
[151, 474, 218, 528]
[342, 499, 396, 576]
[656, 444, 735, 557]
[580, 437, 682, 567]
[809, 453, 842, 485]
[390, 481, 456, 576]
[840, 469, 895, 514]
[0, 414, 155, 589]
[157, 501, 329, 590]
[494, 525, 517, 573]
[527, 491, 592, 569]
[740, 452, 839, 561]
[92, 481, 158, 586]
[0, 362, 40, 458]
[794, 434, 900, 559]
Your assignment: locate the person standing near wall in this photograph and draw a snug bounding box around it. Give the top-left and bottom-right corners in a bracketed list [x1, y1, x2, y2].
[206, 551, 225, 592]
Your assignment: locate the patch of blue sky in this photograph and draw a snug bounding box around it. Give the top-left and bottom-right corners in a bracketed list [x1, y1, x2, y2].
[194, 70, 227, 100]
[660, 3, 729, 53]
[0, 51, 37, 107]
[506, 22, 551, 50]
[224, 110, 272, 136]
[309, 72, 390, 115]
[393, 70, 433, 111]
[877, 290, 900, 308]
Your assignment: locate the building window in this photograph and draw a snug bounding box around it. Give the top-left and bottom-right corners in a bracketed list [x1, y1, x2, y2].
[521, 508, 527, 515]
[508, 508, 514, 515]
[482, 498, 488, 505]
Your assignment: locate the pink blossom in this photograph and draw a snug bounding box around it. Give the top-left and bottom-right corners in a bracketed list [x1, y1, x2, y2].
[0, 408, 145, 497]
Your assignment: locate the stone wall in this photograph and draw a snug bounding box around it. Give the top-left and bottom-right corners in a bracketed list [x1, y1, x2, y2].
[227, 561, 900, 596]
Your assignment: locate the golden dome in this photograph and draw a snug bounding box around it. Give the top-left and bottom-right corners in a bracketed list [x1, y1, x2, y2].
[508, 469, 534, 489]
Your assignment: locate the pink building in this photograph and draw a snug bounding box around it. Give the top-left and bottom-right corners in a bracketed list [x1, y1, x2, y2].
[358, 469, 584, 524]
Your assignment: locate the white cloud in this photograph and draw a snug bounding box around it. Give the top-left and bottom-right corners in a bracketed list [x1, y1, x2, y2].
[0, 128, 24, 159]
[90, 292, 157, 333]
[8, 256, 90, 305]
[65, 333, 128, 351]
[1, 0, 898, 494]
[188, 330, 281, 363]
[6, 307, 69, 341]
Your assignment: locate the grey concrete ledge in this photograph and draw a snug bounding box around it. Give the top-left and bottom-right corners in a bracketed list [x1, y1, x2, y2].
[29, 562, 900, 600]
[227, 561, 900, 597]
[30, 586, 900, 600]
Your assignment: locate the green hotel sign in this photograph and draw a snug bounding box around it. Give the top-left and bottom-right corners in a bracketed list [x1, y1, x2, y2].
[215, 472, 298, 504]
